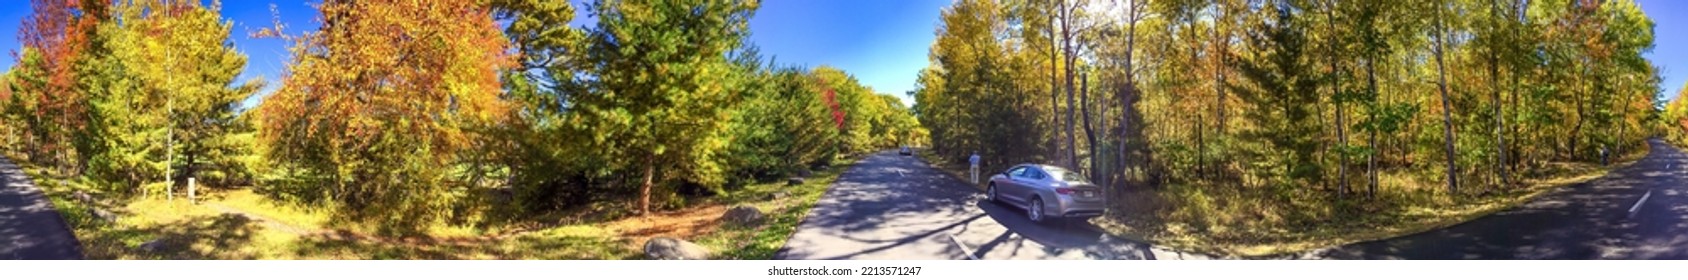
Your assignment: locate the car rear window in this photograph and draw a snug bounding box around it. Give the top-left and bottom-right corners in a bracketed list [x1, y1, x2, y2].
[1044, 167, 1091, 184]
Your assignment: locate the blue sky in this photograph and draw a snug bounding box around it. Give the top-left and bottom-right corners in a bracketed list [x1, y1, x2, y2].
[1639, 0, 1688, 101]
[0, 0, 1682, 108]
[210, 0, 950, 109]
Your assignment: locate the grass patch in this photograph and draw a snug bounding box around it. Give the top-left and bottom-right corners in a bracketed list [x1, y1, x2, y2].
[1106, 158, 1638, 258]
[691, 162, 852, 259]
[12, 153, 859, 259]
[480, 159, 856, 260]
[913, 147, 1643, 258]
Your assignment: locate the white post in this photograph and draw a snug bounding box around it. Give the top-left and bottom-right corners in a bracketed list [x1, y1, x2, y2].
[165, 42, 174, 203]
[188, 177, 196, 205]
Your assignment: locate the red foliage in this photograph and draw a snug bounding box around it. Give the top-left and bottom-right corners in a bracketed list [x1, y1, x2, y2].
[16, 0, 102, 136]
[817, 77, 845, 129]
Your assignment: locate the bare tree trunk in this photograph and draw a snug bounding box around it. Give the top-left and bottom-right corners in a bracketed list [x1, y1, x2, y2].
[1325, 0, 1348, 196]
[1215, 0, 1229, 136]
[1510, 61, 1523, 172]
[1118, 0, 1141, 192]
[1050, 4, 1064, 164]
[1366, 57, 1380, 198]
[1489, 0, 1510, 187]
[185, 149, 197, 185]
[1060, 0, 1080, 170]
[1571, 67, 1585, 160]
[1433, 5, 1459, 194]
[1081, 72, 1099, 182]
[640, 157, 655, 216]
[1510, 0, 1529, 175]
[1097, 78, 1111, 188]
[1197, 113, 1206, 177]
[1618, 73, 1630, 156]
[1213, 1, 1232, 183]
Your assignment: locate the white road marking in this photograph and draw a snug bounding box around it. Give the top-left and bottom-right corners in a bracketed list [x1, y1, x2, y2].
[1628, 190, 1652, 218]
[948, 234, 980, 260]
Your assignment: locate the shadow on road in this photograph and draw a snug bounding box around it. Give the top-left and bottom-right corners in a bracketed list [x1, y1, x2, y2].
[0, 157, 83, 260]
[775, 152, 987, 260]
[818, 213, 987, 260]
[777, 151, 1163, 260]
[974, 199, 1155, 260]
[793, 162, 980, 234]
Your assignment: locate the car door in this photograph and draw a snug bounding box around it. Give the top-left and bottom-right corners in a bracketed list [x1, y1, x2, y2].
[1019, 166, 1048, 199]
[1012, 166, 1053, 203]
[1001, 166, 1030, 203]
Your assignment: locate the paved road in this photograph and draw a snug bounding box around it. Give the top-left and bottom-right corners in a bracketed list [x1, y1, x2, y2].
[1297, 139, 1688, 259]
[774, 151, 1204, 260]
[777, 140, 1688, 260]
[0, 156, 83, 259]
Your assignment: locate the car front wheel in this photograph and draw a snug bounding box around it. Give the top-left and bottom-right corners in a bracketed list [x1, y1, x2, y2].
[986, 183, 998, 203]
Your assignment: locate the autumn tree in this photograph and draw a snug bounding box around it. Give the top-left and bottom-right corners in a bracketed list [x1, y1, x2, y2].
[813, 66, 871, 156]
[486, 0, 902, 216]
[256, 0, 513, 233]
[3, 49, 48, 160]
[917, 0, 1049, 172]
[78, 0, 165, 194]
[723, 58, 844, 183]
[573, 0, 759, 215]
[878, 94, 924, 148]
[14, 0, 106, 171]
[0, 65, 22, 150]
[1664, 84, 1688, 146]
[89, 1, 261, 193]
[918, 0, 1661, 241]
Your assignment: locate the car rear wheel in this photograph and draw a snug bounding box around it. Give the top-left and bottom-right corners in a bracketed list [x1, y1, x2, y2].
[1027, 197, 1045, 223]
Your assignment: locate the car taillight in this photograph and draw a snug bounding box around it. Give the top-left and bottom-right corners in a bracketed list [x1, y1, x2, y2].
[1055, 188, 1074, 195]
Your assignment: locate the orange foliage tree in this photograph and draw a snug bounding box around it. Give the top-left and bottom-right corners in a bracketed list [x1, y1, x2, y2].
[14, 0, 106, 170]
[255, 0, 512, 233]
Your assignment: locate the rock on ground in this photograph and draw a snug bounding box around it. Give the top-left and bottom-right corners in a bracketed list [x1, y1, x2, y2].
[137, 239, 168, 253]
[644, 237, 711, 260]
[764, 191, 789, 200]
[722, 206, 766, 227]
[88, 208, 118, 223]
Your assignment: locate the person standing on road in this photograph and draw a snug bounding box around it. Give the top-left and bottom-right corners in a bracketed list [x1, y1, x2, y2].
[969, 151, 981, 184]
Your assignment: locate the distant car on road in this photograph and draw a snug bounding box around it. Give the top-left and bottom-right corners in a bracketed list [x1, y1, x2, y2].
[899, 146, 912, 155]
[985, 164, 1105, 223]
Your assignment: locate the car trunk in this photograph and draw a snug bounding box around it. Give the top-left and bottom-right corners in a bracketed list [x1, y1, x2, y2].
[1066, 184, 1104, 202]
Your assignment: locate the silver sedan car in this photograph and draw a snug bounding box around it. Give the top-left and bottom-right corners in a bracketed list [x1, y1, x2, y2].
[985, 164, 1106, 223]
